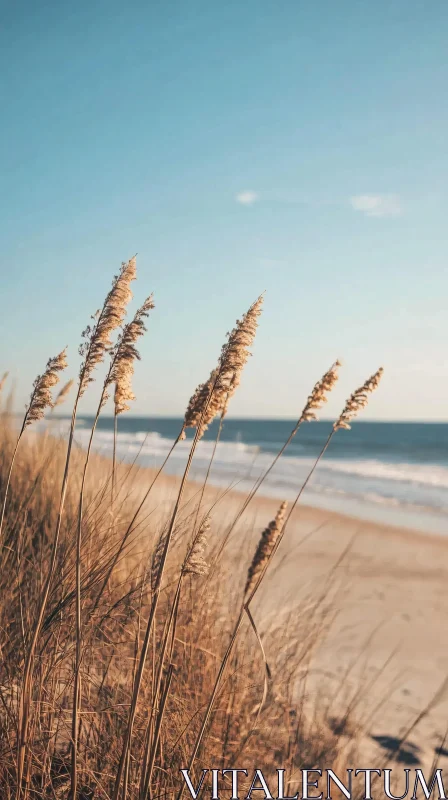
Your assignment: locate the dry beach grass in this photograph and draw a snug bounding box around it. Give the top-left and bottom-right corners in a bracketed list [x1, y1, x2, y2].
[0, 258, 445, 799]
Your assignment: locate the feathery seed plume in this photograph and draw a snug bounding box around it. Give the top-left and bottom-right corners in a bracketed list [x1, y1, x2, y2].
[24, 349, 68, 427]
[53, 378, 74, 409]
[244, 501, 287, 601]
[300, 360, 342, 422]
[183, 294, 264, 438]
[109, 293, 155, 415]
[0, 371, 9, 394]
[78, 256, 136, 397]
[184, 515, 210, 577]
[182, 368, 219, 437]
[334, 367, 384, 431]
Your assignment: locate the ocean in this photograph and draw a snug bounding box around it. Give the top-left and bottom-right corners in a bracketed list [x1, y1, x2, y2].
[62, 417, 448, 535]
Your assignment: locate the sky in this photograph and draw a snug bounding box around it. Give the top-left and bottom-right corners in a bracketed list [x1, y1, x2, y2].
[1, 0, 448, 421]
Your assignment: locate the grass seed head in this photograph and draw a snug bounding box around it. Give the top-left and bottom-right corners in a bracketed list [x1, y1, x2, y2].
[334, 367, 384, 431]
[25, 349, 68, 427]
[53, 378, 74, 409]
[300, 360, 342, 422]
[184, 515, 211, 577]
[79, 256, 137, 397]
[183, 294, 264, 438]
[245, 501, 287, 601]
[110, 293, 155, 415]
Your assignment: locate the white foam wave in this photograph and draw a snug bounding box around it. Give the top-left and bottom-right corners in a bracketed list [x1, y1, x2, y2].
[22, 421, 439, 530]
[84, 428, 261, 462]
[322, 457, 448, 489]
[70, 428, 448, 497]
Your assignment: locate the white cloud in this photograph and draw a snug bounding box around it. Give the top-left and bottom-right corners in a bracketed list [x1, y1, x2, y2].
[350, 194, 402, 218]
[235, 190, 259, 206]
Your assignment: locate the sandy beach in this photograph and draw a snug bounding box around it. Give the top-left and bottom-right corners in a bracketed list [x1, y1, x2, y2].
[259, 500, 448, 768]
[131, 464, 448, 770]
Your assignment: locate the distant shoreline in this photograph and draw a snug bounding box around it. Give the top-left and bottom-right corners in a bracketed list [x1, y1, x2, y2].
[52, 416, 448, 537]
[38, 420, 448, 538]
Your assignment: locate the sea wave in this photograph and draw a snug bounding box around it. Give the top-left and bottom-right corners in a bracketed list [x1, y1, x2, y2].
[319, 457, 448, 489]
[72, 428, 448, 489]
[60, 425, 448, 515]
[37, 422, 448, 532]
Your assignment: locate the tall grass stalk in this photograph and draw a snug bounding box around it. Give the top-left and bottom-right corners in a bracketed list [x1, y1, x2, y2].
[92, 430, 184, 614]
[112, 421, 205, 800]
[17, 259, 135, 800]
[113, 294, 263, 799]
[177, 368, 384, 792]
[71, 287, 151, 800]
[139, 514, 210, 798]
[191, 405, 227, 538]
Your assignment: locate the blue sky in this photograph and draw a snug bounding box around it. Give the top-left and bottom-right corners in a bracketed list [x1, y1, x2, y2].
[1, 1, 447, 420]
